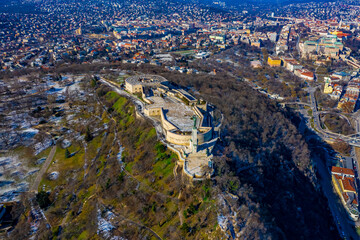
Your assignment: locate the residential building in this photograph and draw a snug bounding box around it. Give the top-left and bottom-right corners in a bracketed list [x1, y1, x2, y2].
[268, 56, 281, 67]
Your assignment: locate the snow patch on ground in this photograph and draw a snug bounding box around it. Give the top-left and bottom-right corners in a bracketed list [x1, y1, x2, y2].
[217, 214, 228, 232]
[217, 194, 237, 239]
[34, 139, 53, 155]
[0, 155, 38, 202]
[61, 139, 71, 148]
[21, 128, 39, 140]
[48, 171, 59, 180]
[96, 207, 127, 240]
[97, 208, 115, 239]
[117, 145, 125, 164]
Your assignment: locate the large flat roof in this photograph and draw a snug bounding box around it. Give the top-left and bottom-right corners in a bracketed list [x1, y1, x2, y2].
[126, 74, 168, 86]
[147, 96, 195, 132]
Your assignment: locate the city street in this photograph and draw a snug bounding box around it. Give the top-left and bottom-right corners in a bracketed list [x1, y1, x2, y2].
[317, 153, 358, 239]
[305, 87, 360, 148]
[305, 86, 360, 238]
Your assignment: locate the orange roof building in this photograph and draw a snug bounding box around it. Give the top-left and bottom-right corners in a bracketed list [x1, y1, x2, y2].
[331, 166, 355, 177]
[294, 69, 314, 81]
[333, 174, 356, 195]
[331, 165, 359, 220]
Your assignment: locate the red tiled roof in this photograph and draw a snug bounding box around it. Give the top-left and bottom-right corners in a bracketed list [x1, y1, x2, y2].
[300, 71, 314, 78]
[331, 166, 355, 176]
[330, 76, 340, 81]
[342, 177, 356, 192]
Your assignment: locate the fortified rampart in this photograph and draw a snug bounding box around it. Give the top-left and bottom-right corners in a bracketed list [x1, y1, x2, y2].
[124, 74, 221, 179]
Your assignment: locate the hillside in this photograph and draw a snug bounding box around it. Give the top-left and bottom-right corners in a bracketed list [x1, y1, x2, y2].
[4, 63, 340, 239]
[8, 76, 226, 239]
[114, 63, 340, 239]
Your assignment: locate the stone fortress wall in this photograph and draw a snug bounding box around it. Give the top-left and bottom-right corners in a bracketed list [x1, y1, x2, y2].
[125, 74, 220, 179]
[144, 103, 213, 147]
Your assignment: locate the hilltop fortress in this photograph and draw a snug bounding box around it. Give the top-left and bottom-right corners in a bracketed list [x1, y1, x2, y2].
[125, 75, 221, 179]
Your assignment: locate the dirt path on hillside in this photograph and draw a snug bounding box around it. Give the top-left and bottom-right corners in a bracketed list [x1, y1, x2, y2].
[30, 145, 56, 192]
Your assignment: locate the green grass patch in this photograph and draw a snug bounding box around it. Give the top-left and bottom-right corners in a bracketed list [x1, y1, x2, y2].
[96, 155, 106, 176]
[39, 145, 85, 191]
[86, 135, 103, 159]
[125, 161, 135, 173]
[153, 153, 176, 179]
[78, 185, 96, 202]
[152, 201, 179, 237]
[356, 227, 360, 236]
[37, 147, 52, 158]
[202, 184, 211, 201]
[146, 128, 157, 140]
[113, 97, 127, 113]
[170, 50, 195, 55]
[101, 112, 111, 124]
[310, 118, 315, 129]
[136, 128, 157, 148]
[25, 146, 53, 168]
[125, 114, 135, 127]
[78, 230, 89, 240]
[105, 91, 120, 101]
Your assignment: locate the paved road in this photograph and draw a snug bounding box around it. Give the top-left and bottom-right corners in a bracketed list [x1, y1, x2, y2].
[305, 87, 359, 238]
[282, 101, 311, 107]
[30, 145, 56, 192]
[316, 111, 352, 125]
[305, 88, 360, 147]
[339, 148, 355, 171]
[308, 88, 322, 129]
[317, 153, 358, 239]
[296, 35, 300, 56]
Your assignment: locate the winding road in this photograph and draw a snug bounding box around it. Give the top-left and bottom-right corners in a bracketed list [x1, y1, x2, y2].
[302, 87, 359, 239]
[303, 88, 360, 147]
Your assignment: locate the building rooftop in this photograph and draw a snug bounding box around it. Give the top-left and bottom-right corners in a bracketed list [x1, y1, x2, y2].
[268, 56, 281, 60]
[331, 166, 355, 176]
[125, 74, 168, 86]
[147, 96, 195, 132]
[342, 177, 356, 192]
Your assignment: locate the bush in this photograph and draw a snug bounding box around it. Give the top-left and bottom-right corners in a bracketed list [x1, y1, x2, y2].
[332, 140, 351, 156]
[65, 149, 71, 158]
[180, 222, 190, 235]
[36, 190, 52, 209]
[85, 127, 93, 142]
